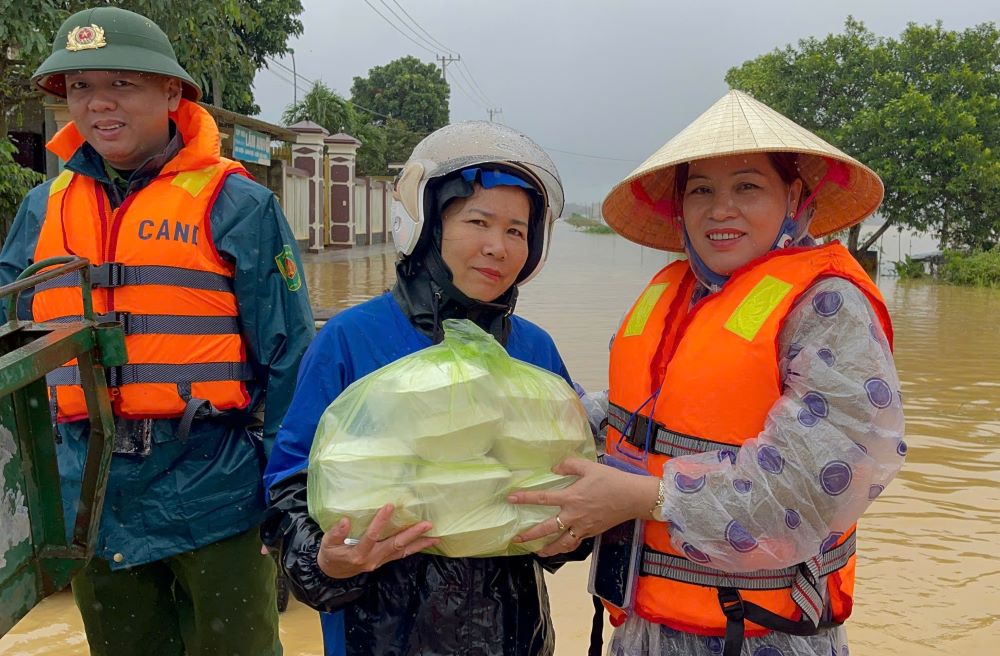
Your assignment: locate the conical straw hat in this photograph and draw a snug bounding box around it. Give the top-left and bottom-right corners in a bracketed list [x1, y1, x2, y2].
[602, 90, 884, 252]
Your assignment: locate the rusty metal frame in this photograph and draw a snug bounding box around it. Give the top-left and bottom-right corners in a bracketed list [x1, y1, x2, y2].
[1, 257, 124, 635]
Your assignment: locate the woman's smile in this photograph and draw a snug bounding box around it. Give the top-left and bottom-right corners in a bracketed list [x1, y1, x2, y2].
[440, 184, 531, 301]
[682, 153, 801, 275]
[474, 267, 502, 281]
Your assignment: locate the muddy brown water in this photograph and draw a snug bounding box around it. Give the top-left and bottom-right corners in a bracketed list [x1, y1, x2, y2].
[3, 224, 997, 654]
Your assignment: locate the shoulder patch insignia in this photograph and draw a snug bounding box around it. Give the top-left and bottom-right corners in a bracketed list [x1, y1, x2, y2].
[274, 244, 302, 292]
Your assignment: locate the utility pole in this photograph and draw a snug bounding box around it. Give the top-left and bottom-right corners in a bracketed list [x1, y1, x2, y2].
[487, 107, 503, 122]
[436, 54, 460, 82]
[291, 51, 298, 105]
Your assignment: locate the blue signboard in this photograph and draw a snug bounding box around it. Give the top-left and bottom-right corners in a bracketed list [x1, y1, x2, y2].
[232, 125, 271, 165]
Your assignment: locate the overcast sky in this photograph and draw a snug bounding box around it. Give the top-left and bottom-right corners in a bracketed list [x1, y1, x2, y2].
[252, 0, 996, 205]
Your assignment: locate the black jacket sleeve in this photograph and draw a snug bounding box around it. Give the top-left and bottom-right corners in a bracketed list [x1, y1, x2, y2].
[536, 538, 594, 573]
[260, 471, 370, 613]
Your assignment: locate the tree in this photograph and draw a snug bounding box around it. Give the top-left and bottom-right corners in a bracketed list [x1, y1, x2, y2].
[0, 1, 303, 126]
[282, 81, 387, 177]
[0, 0, 91, 139]
[283, 82, 356, 134]
[0, 0, 88, 241]
[726, 18, 1000, 252]
[0, 1, 304, 242]
[0, 140, 44, 244]
[123, 0, 304, 114]
[350, 56, 449, 172]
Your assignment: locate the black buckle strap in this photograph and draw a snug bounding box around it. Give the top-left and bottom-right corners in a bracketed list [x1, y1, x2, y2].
[626, 413, 652, 447]
[177, 382, 210, 442]
[35, 262, 125, 289]
[718, 587, 744, 621]
[90, 262, 126, 288]
[718, 588, 746, 656]
[718, 587, 822, 656]
[608, 402, 741, 458]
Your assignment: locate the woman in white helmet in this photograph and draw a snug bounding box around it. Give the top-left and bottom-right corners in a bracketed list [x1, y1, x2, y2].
[262, 121, 586, 655]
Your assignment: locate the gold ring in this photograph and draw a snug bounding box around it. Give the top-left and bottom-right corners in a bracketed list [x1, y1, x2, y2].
[555, 516, 566, 531]
[567, 528, 578, 539]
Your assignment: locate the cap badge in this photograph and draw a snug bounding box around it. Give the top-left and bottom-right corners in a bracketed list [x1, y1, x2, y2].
[66, 25, 107, 52]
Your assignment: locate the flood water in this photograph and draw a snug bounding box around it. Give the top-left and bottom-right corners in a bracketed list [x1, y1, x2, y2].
[304, 224, 1000, 655]
[3, 223, 997, 654]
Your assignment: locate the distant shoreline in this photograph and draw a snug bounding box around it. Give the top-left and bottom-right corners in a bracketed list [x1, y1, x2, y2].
[561, 215, 614, 234]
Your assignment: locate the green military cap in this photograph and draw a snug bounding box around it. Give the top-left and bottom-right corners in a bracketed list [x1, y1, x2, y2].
[32, 6, 201, 101]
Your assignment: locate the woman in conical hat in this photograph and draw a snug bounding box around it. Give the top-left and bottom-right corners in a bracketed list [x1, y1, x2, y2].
[511, 91, 906, 656]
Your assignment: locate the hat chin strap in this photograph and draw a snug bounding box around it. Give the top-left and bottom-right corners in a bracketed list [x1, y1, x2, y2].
[682, 228, 729, 294]
[794, 156, 851, 220]
[772, 189, 816, 250]
[424, 248, 516, 344]
[392, 245, 516, 346]
[683, 200, 817, 295]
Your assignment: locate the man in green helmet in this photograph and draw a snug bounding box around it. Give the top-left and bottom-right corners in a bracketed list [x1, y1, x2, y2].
[0, 6, 313, 654]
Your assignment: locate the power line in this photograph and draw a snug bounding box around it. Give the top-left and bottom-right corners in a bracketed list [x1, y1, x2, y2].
[448, 71, 488, 110]
[377, 0, 445, 55]
[268, 57, 315, 87]
[265, 56, 394, 121]
[543, 146, 640, 164]
[363, 1, 500, 119]
[366, 1, 496, 110]
[263, 65, 298, 89]
[362, 0, 437, 56]
[388, 0, 457, 56]
[453, 62, 492, 107]
[458, 59, 493, 107]
[269, 57, 632, 163]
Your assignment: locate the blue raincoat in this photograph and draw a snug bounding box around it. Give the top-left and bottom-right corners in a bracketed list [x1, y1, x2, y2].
[265, 291, 573, 656]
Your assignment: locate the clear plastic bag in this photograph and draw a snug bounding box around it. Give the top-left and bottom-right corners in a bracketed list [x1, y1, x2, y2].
[307, 319, 596, 557]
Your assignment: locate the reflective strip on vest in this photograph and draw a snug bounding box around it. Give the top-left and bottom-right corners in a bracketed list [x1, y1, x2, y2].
[34, 110, 252, 420]
[642, 532, 856, 589]
[46, 362, 253, 387]
[43, 313, 240, 336]
[35, 264, 233, 293]
[641, 532, 856, 626]
[610, 396, 857, 626]
[606, 247, 886, 634]
[608, 402, 741, 457]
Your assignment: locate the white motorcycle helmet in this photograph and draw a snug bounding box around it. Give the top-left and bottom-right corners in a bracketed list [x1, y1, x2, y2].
[391, 121, 564, 285]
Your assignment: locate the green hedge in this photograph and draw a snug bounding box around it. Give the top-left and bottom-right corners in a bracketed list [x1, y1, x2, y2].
[1, 138, 45, 246]
[563, 214, 614, 234]
[893, 255, 927, 279]
[940, 248, 1000, 288]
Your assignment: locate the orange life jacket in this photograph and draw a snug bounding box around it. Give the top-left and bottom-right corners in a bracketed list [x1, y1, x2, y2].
[32, 100, 253, 423]
[605, 243, 893, 645]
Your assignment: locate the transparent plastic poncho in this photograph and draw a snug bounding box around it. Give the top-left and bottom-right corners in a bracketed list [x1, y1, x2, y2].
[307, 319, 596, 558]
